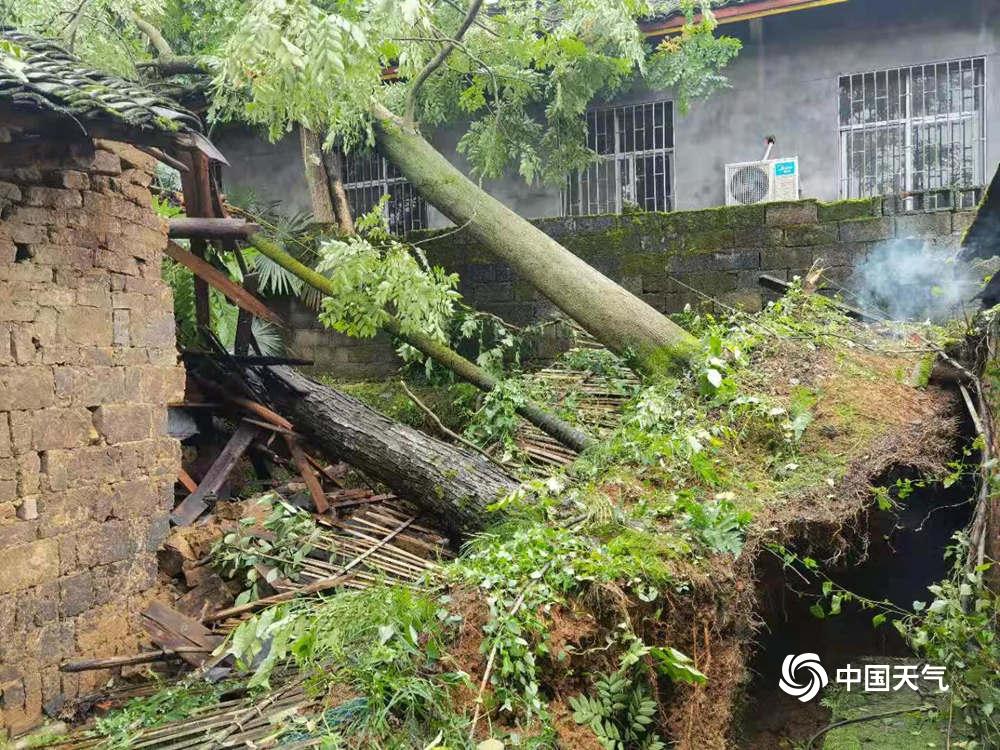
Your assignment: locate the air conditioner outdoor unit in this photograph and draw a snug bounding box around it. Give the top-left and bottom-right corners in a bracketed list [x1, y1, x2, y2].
[725, 157, 800, 206]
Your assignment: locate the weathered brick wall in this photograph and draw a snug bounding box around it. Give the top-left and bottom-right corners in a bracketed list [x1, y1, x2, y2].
[0, 138, 184, 734]
[286, 197, 975, 379]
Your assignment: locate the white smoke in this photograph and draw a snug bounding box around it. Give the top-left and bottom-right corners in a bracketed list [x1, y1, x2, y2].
[847, 239, 981, 321]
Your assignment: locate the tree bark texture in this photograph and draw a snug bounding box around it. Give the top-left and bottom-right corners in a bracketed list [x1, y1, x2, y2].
[247, 233, 595, 453]
[371, 110, 699, 374]
[322, 148, 356, 235]
[240, 365, 517, 538]
[299, 126, 337, 225]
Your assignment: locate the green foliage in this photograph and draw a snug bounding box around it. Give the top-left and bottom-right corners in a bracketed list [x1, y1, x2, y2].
[445, 521, 699, 719]
[223, 587, 470, 747]
[93, 680, 224, 749]
[205, 0, 740, 184]
[315, 201, 460, 345]
[448, 308, 526, 378]
[568, 670, 664, 750]
[681, 495, 751, 556]
[0, 0, 154, 75]
[560, 347, 635, 386]
[904, 534, 1000, 744]
[646, 11, 742, 113]
[463, 377, 536, 453]
[221, 190, 319, 299]
[212, 496, 324, 604]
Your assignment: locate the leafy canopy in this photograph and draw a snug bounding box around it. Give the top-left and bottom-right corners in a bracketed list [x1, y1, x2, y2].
[213, 0, 741, 183]
[0, 0, 160, 75]
[3, 1, 741, 185]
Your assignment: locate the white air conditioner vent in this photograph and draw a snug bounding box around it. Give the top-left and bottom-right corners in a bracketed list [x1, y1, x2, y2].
[725, 157, 799, 205]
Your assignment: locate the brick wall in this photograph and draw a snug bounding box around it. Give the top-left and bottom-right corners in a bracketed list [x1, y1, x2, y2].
[0, 138, 184, 734]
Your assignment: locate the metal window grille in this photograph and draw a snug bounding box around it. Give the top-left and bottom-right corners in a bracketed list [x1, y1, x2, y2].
[341, 150, 428, 235]
[564, 100, 675, 216]
[838, 58, 986, 209]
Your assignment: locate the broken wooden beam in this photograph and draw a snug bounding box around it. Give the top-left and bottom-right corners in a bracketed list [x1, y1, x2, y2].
[60, 648, 206, 673]
[167, 217, 261, 240]
[171, 421, 262, 525]
[177, 467, 198, 494]
[285, 435, 330, 514]
[142, 601, 225, 667]
[165, 241, 285, 327]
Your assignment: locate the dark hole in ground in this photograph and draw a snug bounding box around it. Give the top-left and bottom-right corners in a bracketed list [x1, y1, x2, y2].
[738, 426, 977, 748]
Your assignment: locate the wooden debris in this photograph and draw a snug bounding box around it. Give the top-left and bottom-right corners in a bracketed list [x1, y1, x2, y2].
[142, 601, 224, 667]
[510, 352, 637, 470]
[204, 516, 417, 622]
[172, 421, 262, 525]
[60, 648, 206, 673]
[50, 681, 317, 750]
[285, 435, 330, 513]
[164, 240, 285, 326]
[178, 467, 198, 493]
[167, 217, 261, 239]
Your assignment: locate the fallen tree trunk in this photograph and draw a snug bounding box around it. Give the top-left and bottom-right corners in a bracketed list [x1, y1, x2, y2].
[371, 105, 699, 375]
[236, 364, 517, 538]
[246, 233, 596, 453]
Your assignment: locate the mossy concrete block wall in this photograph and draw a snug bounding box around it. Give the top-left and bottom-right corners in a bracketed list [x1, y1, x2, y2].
[286, 197, 974, 379]
[0, 139, 184, 735]
[415, 198, 974, 324]
[274, 296, 401, 379]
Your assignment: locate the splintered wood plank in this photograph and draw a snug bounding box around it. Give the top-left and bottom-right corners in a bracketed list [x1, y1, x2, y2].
[142, 601, 224, 667]
[171, 421, 261, 525]
[164, 241, 284, 327]
[177, 468, 198, 493]
[285, 436, 329, 514]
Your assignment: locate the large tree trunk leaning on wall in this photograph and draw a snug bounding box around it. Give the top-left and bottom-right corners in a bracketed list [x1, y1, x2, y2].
[247, 234, 595, 453]
[370, 106, 699, 374]
[238, 364, 516, 538]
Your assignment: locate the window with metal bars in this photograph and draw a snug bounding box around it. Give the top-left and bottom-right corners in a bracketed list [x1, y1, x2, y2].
[340, 150, 428, 235]
[564, 100, 674, 216]
[838, 58, 986, 209]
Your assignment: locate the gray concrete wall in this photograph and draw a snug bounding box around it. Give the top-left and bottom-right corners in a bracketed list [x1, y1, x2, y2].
[214, 126, 312, 216]
[215, 0, 1000, 224]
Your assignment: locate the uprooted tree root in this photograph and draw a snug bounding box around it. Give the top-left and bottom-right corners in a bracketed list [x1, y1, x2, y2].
[657, 360, 962, 748]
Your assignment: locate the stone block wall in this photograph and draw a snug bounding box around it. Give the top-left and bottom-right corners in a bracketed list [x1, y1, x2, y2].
[288, 197, 974, 379]
[274, 296, 403, 379]
[416, 197, 975, 323]
[0, 139, 184, 734]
